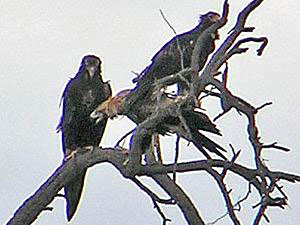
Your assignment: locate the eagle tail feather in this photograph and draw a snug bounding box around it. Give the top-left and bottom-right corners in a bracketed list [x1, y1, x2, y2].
[65, 169, 87, 221]
[191, 130, 227, 160]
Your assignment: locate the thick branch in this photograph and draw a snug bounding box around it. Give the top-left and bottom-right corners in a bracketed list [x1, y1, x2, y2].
[151, 174, 206, 225]
[138, 160, 300, 194]
[207, 168, 242, 225]
[6, 148, 125, 225]
[7, 145, 299, 225]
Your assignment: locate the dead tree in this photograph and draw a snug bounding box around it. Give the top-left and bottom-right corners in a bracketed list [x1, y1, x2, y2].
[6, 1, 300, 225]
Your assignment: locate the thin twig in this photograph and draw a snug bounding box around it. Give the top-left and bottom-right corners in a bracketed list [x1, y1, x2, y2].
[256, 102, 272, 111]
[221, 144, 240, 179]
[235, 182, 252, 210]
[130, 177, 174, 205]
[114, 128, 135, 148]
[253, 204, 267, 225]
[159, 9, 184, 69]
[42, 207, 53, 212]
[207, 168, 242, 225]
[151, 198, 172, 225]
[262, 142, 290, 152]
[130, 177, 173, 225]
[208, 183, 252, 225]
[173, 135, 180, 182]
[154, 134, 163, 163]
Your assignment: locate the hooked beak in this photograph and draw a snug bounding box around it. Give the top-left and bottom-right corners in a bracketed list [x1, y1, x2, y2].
[90, 109, 106, 124]
[86, 66, 96, 78]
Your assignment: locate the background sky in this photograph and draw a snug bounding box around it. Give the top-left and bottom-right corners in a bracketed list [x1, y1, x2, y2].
[1, 1, 299, 225]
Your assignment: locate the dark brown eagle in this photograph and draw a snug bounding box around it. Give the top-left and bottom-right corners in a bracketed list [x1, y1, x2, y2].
[91, 90, 226, 160]
[124, 12, 225, 159]
[57, 55, 112, 221]
[133, 12, 220, 94]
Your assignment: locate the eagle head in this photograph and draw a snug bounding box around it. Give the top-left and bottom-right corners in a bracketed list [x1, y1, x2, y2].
[82, 55, 102, 78]
[199, 11, 221, 25]
[199, 12, 221, 40]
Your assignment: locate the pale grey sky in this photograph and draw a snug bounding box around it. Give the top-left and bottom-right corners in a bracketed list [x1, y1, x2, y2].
[1, 1, 299, 225]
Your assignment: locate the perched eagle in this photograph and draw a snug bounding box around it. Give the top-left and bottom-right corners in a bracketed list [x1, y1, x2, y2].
[133, 11, 220, 93]
[57, 55, 112, 221]
[91, 91, 226, 160]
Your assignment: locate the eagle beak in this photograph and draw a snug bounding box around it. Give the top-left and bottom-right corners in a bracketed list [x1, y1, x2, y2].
[90, 109, 106, 124]
[87, 67, 96, 77]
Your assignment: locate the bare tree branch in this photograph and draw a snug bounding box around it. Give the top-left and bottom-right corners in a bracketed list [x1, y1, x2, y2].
[7, 143, 300, 225]
[196, 0, 265, 96]
[6, 148, 124, 225]
[159, 9, 184, 69]
[7, 1, 299, 225]
[151, 174, 206, 225]
[172, 135, 180, 182]
[218, 37, 268, 65]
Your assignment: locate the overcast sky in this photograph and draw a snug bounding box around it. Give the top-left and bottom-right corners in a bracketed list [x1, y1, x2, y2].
[1, 1, 300, 225]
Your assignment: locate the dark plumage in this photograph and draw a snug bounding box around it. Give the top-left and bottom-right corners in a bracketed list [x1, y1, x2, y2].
[134, 12, 220, 92]
[57, 55, 112, 221]
[154, 105, 226, 160]
[130, 11, 225, 159]
[91, 91, 226, 159]
[180, 110, 226, 159]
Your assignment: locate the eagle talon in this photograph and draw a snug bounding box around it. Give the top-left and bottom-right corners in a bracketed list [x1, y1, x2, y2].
[83, 145, 95, 152]
[64, 150, 78, 161]
[123, 158, 130, 166]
